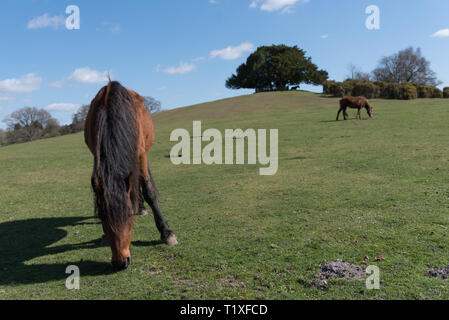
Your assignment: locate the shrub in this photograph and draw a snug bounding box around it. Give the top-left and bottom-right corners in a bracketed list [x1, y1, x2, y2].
[399, 83, 418, 100]
[415, 84, 434, 98]
[322, 81, 335, 95]
[444, 87, 449, 99]
[378, 82, 401, 99]
[431, 87, 443, 98]
[332, 83, 345, 97]
[324, 80, 442, 100]
[342, 81, 355, 96]
[374, 81, 387, 99]
[352, 81, 379, 99]
[323, 81, 346, 97]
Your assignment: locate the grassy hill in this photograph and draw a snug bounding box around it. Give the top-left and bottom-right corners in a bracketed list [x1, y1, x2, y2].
[1, 91, 449, 299]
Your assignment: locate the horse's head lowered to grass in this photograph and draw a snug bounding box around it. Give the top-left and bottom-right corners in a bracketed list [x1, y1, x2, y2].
[84, 80, 178, 269]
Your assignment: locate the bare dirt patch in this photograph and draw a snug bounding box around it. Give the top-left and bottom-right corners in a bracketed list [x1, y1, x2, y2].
[216, 278, 246, 288]
[428, 265, 449, 280]
[316, 260, 366, 281]
[299, 260, 365, 289]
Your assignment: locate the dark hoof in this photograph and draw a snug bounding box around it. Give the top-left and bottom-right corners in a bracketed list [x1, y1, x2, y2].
[162, 232, 178, 246]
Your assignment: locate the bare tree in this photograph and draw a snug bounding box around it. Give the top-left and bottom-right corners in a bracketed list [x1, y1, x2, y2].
[371, 47, 441, 86]
[43, 118, 61, 138]
[0, 128, 6, 146]
[142, 96, 162, 114]
[71, 105, 90, 132]
[346, 64, 371, 81]
[354, 72, 371, 81]
[2, 107, 54, 142]
[346, 64, 359, 80]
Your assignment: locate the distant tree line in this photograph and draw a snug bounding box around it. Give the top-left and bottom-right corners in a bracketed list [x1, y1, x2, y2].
[0, 106, 86, 146]
[0, 96, 161, 147]
[346, 47, 442, 86]
[324, 79, 448, 100]
[324, 47, 448, 100]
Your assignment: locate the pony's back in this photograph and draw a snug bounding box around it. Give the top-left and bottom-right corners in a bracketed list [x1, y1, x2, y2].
[340, 96, 352, 107]
[341, 96, 368, 108]
[90, 81, 140, 229]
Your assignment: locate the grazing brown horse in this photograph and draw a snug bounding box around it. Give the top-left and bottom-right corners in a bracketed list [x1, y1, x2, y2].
[85, 80, 178, 270]
[336, 96, 373, 121]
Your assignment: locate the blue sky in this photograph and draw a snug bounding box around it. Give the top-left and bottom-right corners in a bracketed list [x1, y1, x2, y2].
[0, 0, 448, 128]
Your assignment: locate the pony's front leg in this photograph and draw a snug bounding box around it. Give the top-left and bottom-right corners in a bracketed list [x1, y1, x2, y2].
[335, 108, 343, 121]
[136, 191, 149, 216]
[357, 108, 361, 120]
[140, 159, 178, 246]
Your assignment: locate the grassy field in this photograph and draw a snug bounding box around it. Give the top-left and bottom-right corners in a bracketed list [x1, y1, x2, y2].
[1, 91, 449, 299]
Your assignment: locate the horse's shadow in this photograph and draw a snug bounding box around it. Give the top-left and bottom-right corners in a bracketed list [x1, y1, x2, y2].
[0, 216, 160, 286]
[320, 118, 371, 123]
[0, 217, 112, 285]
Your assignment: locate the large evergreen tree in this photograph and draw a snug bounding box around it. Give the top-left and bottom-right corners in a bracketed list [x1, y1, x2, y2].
[226, 45, 328, 92]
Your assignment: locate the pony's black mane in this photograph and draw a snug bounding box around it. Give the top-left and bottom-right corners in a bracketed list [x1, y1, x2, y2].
[91, 81, 139, 231]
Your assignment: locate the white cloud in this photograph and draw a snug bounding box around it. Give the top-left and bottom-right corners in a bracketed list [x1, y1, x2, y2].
[430, 29, 449, 38]
[249, 0, 309, 13]
[111, 25, 121, 33]
[69, 67, 111, 84]
[49, 80, 65, 88]
[210, 42, 254, 60]
[96, 22, 122, 34]
[0, 73, 42, 93]
[191, 56, 206, 62]
[320, 34, 328, 39]
[27, 13, 66, 29]
[0, 95, 15, 103]
[45, 103, 81, 112]
[161, 62, 196, 75]
[209, 0, 218, 3]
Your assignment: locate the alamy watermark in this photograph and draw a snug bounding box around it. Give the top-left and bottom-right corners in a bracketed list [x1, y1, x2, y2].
[66, 5, 80, 30]
[366, 265, 380, 290]
[65, 265, 80, 290]
[366, 5, 380, 30]
[170, 121, 278, 176]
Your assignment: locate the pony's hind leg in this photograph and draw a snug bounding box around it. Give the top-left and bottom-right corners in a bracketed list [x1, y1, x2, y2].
[141, 166, 178, 246]
[136, 189, 149, 216]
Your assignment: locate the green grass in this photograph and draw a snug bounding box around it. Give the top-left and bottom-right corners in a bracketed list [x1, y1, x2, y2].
[1, 91, 449, 299]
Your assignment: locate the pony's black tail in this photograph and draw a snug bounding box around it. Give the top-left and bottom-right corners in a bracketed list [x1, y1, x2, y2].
[92, 81, 139, 231]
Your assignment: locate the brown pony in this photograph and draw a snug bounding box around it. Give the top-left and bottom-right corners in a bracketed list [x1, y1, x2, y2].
[85, 80, 178, 270]
[336, 96, 373, 121]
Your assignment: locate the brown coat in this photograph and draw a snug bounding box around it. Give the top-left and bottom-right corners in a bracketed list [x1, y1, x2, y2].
[336, 96, 373, 120]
